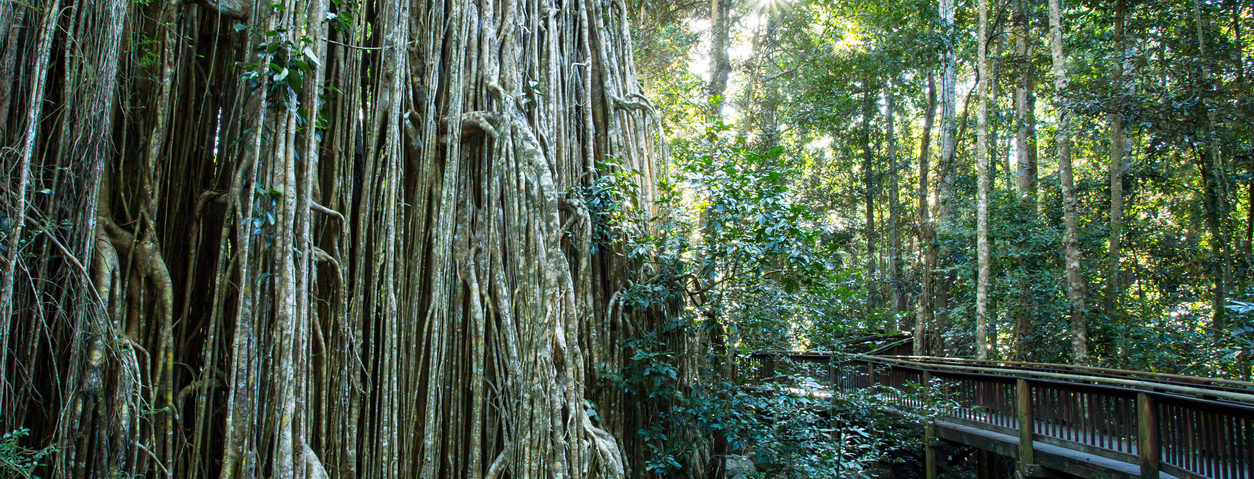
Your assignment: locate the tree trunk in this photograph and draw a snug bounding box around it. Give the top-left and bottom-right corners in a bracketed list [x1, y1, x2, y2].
[863, 86, 880, 323]
[1195, 0, 1231, 333]
[887, 87, 905, 318]
[1014, 0, 1038, 212]
[915, 73, 938, 356]
[709, 0, 733, 117]
[0, 0, 59, 418]
[1106, 0, 1127, 315]
[1049, 0, 1089, 364]
[934, 0, 958, 355]
[976, 0, 992, 360]
[1013, 0, 1038, 358]
[1201, 149, 1230, 333]
[1235, 0, 1251, 305]
[744, 15, 780, 152]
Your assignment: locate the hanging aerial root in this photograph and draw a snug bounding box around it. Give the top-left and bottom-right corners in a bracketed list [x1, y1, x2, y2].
[1, 0, 665, 476]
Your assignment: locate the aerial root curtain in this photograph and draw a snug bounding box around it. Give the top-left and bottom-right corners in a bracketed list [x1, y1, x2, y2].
[0, 0, 664, 477]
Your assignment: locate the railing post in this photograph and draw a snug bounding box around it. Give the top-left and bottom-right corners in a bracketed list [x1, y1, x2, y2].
[924, 370, 937, 479]
[977, 450, 994, 479]
[1016, 378, 1037, 477]
[867, 362, 876, 388]
[1137, 392, 1160, 477]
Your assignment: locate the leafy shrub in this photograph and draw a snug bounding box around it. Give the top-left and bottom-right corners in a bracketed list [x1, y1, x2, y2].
[591, 122, 924, 477]
[0, 428, 53, 479]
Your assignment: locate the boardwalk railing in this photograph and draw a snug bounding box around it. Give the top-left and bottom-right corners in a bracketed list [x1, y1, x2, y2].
[747, 352, 1254, 479]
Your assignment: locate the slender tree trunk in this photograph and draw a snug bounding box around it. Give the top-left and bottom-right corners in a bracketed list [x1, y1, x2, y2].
[976, 0, 992, 360]
[1235, 0, 1251, 307]
[744, 15, 780, 152]
[862, 86, 879, 322]
[1106, 0, 1127, 315]
[934, 0, 958, 354]
[1201, 150, 1230, 332]
[0, 0, 60, 418]
[915, 73, 938, 356]
[709, 0, 733, 117]
[989, 18, 1005, 177]
[1013, 0, 1037, 358]
[1049, 0, 1088, 364]
[1195, 0, 1231, 333]
[1014, 0, 1038, 212]
[1239, 2, 1252, 380]
[887, 88, 905, 318]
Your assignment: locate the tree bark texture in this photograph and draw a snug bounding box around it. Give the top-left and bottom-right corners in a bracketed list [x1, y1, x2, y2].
[1012, 0, 1037, 358]
[886, 87, 905, 317]
[708, 0, 733, 117]
[1106, 0, 1127, 315]
[933, 0, 958, 354]
[1049, 0, 1089, 364]
[0, 0, 665, 477]
[914, 73, 937, 356]
[976, 0, 992, 360]
[862, 86, 879, 322]
[1194, 0, 1231, 333]
[1013, 0, 1037, 213]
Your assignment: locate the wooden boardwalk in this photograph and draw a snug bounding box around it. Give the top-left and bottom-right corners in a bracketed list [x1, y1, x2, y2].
[749, 347, 1254, 479]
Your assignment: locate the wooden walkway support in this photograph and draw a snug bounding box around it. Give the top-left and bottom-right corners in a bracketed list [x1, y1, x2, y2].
[748, 351, 1254, 479]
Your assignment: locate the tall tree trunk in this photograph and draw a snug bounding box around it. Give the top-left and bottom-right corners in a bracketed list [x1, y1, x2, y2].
[915, 73, 938, 356]
[934, 0, 958, 354]
[1106, 0, 1127, 315]
[887, 87, 905, 318]
[744, 15, 780, 152]
[989, 15, 1005, 176]
[1195, 0, 1231, 333]
[709, 0, 733, 118]
[1013, 0, 1038, 358]
[1235, 0, 1251, 306]
[1014, 0, 1038, 212]
[0, 0, 59, 418]
[976, 0, 992, 360]
[863, 85, 879, 322]
[1049, 0, 1089, 364]
[1238, 0, 1251, 381]
[1201, 149, 1230, 333]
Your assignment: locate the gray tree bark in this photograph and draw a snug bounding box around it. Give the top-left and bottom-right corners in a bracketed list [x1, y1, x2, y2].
[915, 74, 937, 356]
[1106, 0, 1127, 315]
[1049, 0, 1089, 364]
[1013, 0, 1038, 358]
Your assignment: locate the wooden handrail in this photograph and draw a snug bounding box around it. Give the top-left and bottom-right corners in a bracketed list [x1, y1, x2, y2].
[750, 350, 1254, 392]
[856, 355, 1254, 406]
[886, 355, 1254, 393]
[748, 352, 1254, 478]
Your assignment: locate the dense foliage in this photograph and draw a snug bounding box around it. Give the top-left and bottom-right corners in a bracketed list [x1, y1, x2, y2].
[586, 122, 936, 476]
[604, 0, 1254, 475]
[630, 0, 1254, 375]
